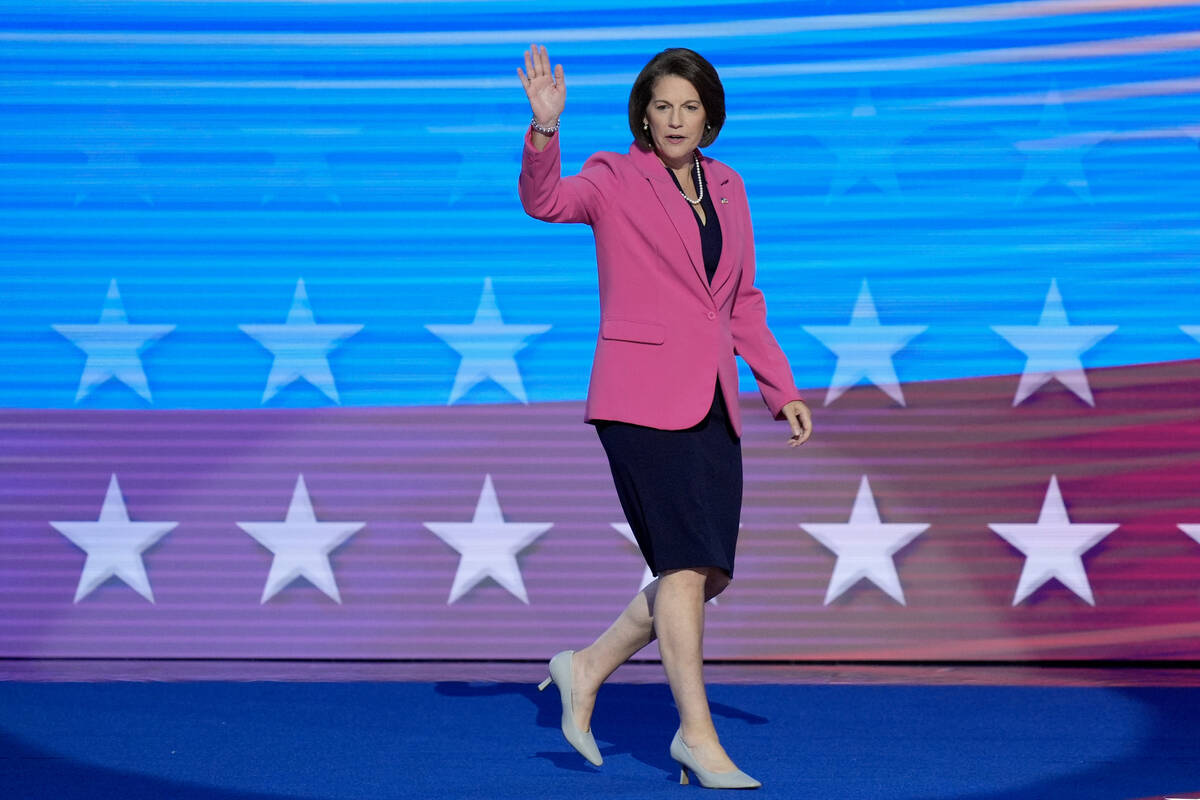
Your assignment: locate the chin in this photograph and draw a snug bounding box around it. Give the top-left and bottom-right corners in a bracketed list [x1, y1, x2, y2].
[657, 141, 697, 159]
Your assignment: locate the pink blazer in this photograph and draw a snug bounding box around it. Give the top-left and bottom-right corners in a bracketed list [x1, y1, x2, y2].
[519, 130, 801, 436]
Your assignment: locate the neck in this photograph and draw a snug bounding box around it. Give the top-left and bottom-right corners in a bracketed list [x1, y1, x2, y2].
[655, 151, 695, 173]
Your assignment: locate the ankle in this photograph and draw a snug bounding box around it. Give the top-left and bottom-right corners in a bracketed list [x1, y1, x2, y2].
[679, 725, 719, 749]
[572, 648, 601, 695]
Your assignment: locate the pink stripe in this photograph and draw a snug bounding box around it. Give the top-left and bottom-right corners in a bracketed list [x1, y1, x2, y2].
[2, 359, 1199, 661]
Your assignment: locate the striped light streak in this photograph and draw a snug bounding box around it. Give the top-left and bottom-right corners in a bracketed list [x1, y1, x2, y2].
[4, 31, 1195, 93]
[1, 0, 1197, 47]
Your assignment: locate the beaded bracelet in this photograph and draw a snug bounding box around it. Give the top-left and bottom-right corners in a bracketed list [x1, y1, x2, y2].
[530, 115, 560, 136]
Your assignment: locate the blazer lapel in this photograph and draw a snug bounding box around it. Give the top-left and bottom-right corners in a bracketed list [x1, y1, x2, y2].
[707, 169, 736, 299]
[630, 144, 710, 295]
[649, 179, 708, 292]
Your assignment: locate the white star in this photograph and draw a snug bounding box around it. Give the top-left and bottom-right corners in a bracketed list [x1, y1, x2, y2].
[1181, 524, 1200, 548]
[237, 474, 365, 604]
[802, 280, 926, 406]
[69, 110, 163, 206]
[259, 148, 342, 206]
[50, 474, 177, 603]
[1013, 89, 1099, 204]
[74, 136, 155, 207]
[425, 278, 551, 405]
[424, 475, 552, 604]
[52, 279, 175, 403]
[239, 279, 363, 404]
[991, 279, 1117, 407]
[612, 523, 656, 594]
[1182, 325, 1200, 348]
[425, 115, 525, 207]
[800, 476, 928, 605]
[989, 475, 1118, 606]
[819, 89, 908, 203]
[611, 523, 719, 604]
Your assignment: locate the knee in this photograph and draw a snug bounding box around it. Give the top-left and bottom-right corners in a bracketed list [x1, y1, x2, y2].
[703, 571, 731, 601]
[658, 567, 729, 600]
[658, 567, 709, 595]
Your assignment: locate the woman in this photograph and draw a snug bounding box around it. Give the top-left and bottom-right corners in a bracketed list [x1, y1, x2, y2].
[518, 44, 812, 789]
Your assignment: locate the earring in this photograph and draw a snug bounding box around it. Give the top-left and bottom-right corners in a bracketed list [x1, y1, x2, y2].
[643, 122, 649, 133]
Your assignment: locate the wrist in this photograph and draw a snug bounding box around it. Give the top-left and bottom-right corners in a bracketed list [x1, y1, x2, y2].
[530, 115, 560, 136]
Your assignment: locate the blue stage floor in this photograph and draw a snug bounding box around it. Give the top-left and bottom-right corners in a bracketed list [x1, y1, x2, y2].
[1, 679, 1199, 799]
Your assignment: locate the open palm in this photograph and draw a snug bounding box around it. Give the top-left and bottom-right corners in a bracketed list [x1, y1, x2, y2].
[518, 44, 565, 125]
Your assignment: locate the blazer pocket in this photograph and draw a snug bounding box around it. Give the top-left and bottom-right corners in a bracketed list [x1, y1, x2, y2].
[601, 318, 666, 345]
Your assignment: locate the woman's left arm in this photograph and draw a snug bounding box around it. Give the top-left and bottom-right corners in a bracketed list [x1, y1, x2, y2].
[728, 182, 812, 446]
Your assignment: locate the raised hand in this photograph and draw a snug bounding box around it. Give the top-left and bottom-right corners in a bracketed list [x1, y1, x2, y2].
[518, 44, 565, 128]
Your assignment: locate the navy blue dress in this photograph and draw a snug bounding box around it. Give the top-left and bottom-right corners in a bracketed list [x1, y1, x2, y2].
[594, 161, 743, 578]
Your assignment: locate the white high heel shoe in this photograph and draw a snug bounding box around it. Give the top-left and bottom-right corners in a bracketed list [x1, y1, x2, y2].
[537, 650, 602, 766]
[670, 729, 761, 789]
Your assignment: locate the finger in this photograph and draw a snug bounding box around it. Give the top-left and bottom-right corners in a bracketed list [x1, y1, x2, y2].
[524, 46, 535, 79]
[517, 67, 527, 89]
[554, 63, 565, 90]
[783, 407, 802, 438]
[792, 408, 814, 446]
[782, 403, 812, 447]
[539, 44, 550, 77]
[791, 425, 813, 446]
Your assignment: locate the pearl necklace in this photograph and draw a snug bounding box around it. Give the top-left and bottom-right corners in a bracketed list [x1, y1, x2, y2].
[675, 153, 704, 205]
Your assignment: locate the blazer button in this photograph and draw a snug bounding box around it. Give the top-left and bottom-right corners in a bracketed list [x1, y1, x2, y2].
[706, 311, 716, 320]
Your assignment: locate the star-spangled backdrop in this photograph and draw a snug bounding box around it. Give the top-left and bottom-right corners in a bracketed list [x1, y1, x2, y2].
[2, 0, 1200, 662]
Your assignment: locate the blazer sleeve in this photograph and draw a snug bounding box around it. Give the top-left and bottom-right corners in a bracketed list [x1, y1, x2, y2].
[518, 129, 616, 225]
[728, 179, 804, 419]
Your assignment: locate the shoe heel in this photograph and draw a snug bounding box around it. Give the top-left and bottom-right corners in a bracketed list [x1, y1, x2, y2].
[669, 728, 761, 789]
[537, 675, 552, 691]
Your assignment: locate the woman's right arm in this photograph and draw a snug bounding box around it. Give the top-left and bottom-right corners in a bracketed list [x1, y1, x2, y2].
[517, 44, 612, 224]
[517, 44, 564, 154]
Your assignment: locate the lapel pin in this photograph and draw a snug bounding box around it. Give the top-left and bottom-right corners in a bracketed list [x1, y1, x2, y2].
[720, 197, 728, 204]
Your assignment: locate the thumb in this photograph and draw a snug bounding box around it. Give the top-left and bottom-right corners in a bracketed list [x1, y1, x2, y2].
[783, 405, 802, 437]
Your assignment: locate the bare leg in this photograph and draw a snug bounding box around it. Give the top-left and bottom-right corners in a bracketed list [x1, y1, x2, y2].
[654, 567, 737, 773]
[568, 580, 657, 734]
[569, 570, 731, 735]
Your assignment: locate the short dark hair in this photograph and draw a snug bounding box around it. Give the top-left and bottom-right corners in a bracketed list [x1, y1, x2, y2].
[628, 48, 725, 150]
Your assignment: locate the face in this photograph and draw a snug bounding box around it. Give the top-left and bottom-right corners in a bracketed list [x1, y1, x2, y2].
[643, 74, 706, 167]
